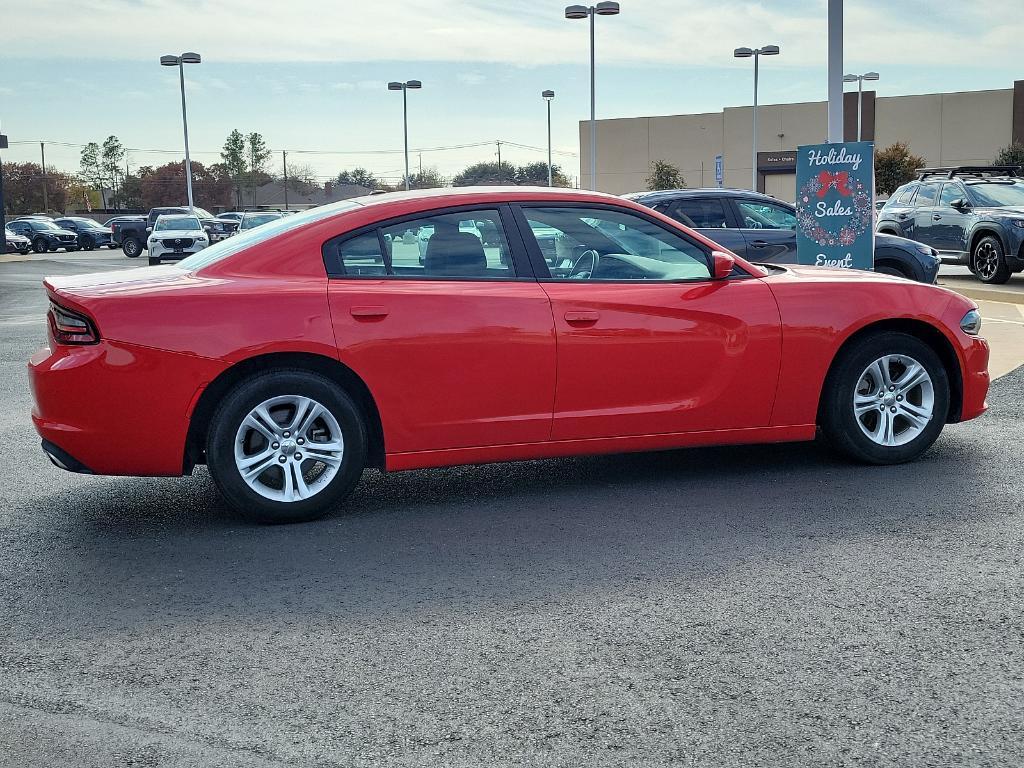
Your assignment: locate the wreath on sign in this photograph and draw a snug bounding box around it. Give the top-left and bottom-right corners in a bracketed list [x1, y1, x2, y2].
[796, 170, 873, 248]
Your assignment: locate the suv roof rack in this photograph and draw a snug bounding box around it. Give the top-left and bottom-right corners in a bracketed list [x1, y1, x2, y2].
[916, 165, 1022, 180]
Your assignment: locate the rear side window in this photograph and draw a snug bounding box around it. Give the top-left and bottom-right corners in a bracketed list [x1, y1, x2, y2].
[893, 185, 917, 205]
[671, 198, 729, 228]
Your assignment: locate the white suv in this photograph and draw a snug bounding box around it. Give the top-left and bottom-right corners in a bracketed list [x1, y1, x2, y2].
[147, 214, 209, 265]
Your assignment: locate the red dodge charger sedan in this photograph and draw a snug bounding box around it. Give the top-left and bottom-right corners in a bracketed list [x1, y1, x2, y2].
[29, 187, 990, 523]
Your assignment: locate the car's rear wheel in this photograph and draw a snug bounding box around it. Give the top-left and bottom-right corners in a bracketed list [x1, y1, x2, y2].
[81, 236, 95, 251]
[971, 235, 1011, 284]
[820, 332, 949, 464]
[122, 237, 142, 258]
[206, 370, 367, 524]
[32, 238, 48, 254]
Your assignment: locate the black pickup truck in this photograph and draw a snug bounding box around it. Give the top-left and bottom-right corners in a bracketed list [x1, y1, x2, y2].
[111, 206, 228, 257]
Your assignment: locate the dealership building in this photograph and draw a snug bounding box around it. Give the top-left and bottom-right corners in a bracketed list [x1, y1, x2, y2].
[580, 80, 1024, 201]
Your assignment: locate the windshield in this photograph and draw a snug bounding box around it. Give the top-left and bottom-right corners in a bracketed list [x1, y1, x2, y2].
[178, 200, 363, 270]
[34, 221, 61, 231]
[5, 228, 17, 237]
[967, 181, 1024, 207]
[241, 213, 283, 228]
[156, 216, 200, 231]
[70, 219, 102, 229]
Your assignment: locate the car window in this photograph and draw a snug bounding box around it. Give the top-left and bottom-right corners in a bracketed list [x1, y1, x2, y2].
[671, 198, 729, 229]
[155, 216, 200, 231]
[893, 185, 917, 205]
[735, 200, 797, 230]
[522, 206, 711, 281]
[966, 181, 1024, 207]
[913, 183, 940, 206]
[939, 184, 964, 208]
[326, 208, 515, 280]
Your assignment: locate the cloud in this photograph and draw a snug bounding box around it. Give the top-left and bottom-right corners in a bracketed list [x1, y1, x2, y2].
[457, 72, 486, 86]
[4, 0, 1021, 70]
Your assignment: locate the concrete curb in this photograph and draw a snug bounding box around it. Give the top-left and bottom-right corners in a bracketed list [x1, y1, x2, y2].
[938, 283, 1024, 306]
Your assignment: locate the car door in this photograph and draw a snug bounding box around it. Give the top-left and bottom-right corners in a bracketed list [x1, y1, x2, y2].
[730, 198, 798, 263]
[514, 203, 782, 441]
[931, 182, 971, 254]
[654, 197, 750, 257]
[324, 205, 556, 454]
[909, 182, 941, 247]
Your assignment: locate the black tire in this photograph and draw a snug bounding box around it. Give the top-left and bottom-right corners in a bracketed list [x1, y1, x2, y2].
[148, 256, 161, 266]
[205, 370, 367, 524]
[874, 263, 908, 279]
[32, 237, 48, 254]
[971, 235, 1011, 284]
[819, 331, 950, 465]
[122, 237, 142, 258]
[81, 236, 95, 251]
[66, 246, 80, 252]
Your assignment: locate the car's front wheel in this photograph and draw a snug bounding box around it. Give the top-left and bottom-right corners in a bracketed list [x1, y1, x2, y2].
[206, 370, 367, 524]
[971, 235, 1011, 284]
[122, 237, 142, 258]
[81, 236, 95, 251]
[820, 331, 949, 464]
[32, 238, 48, 254]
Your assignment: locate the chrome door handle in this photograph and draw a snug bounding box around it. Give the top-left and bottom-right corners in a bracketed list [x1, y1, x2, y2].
[932, 214, 942, 220]
[750, 240, 769, 248]
[350, 306, 389, 319]
[564, 310, 599, 324]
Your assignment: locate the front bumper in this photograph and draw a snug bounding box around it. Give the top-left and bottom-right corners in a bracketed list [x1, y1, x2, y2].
[148, 240, 208, 260]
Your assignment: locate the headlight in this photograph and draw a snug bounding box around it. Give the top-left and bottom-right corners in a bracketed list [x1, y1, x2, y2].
[1011, 220, 1024, 229]
[960, 308, 982, 336]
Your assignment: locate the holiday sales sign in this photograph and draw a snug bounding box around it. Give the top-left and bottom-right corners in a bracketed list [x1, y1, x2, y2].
[795, 141, 875, 270]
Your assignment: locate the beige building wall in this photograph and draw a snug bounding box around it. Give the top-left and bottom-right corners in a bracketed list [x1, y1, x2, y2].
[582, 86, 1016, 201]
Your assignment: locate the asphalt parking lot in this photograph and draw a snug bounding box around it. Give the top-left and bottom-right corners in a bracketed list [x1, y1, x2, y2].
[2, 257, 1023, 767]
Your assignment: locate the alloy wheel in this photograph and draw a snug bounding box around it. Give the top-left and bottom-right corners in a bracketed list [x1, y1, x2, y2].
[975, 241, 998, 280]
[853, 354, 934, 447]
[233, 395, 345, 502]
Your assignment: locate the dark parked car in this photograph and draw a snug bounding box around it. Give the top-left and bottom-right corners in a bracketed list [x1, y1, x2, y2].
[6, 219, 80, 253]
[876, 166, 1024, 284]
[53, 217, 115, 250]
[626, 188, 940, 283]
[112, 206, 228, 257]
[5, 227, 32, 254]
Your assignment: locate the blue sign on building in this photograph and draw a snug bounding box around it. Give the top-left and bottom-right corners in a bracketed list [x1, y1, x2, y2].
[795, 141, 874, 270]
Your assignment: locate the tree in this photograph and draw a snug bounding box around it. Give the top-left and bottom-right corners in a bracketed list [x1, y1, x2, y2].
[646, 160, 684, 191]
[246, 132, 272, 205]
[516, 161, 571, 187]
[1, 162, 72, 214]
[452, 162, 503, 186]
[874, 141, 925, 196]
[407, 167, 445, 189]
[79, 142, 106, 209]
[101, 136, 126, 209]
[336, 167, 379, 189]
[221, 129, 248, 207]
[138, 161, 233, 209]
[993, 142, 1024, 168]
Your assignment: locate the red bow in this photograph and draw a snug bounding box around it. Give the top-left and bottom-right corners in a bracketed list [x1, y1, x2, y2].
[818, 170, 852, 197]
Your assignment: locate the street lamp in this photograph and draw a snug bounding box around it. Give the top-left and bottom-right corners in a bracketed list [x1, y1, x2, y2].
[542, 90, 555, 187]
[565, 2, 620, 190]
[843, 71, 879, 141]
[160, 52, 201, 213]
[388, 80, 422, 191]
[733, 44, 779, 192]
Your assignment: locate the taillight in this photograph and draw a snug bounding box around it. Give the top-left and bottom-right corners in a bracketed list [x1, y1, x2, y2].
[47, 301, 99, 345]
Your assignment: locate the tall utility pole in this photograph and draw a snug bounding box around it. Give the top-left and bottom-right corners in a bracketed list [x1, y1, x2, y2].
[543, 90, 555, 186]
[40, 142, 48, 213]
[0, 131, 8, 255]
[160, 52, 202, 212]
[387, 80, 422, 191]
[282, 150, 289, 210]
[496, 140, 503, 183]
[827, 0, 844, 143]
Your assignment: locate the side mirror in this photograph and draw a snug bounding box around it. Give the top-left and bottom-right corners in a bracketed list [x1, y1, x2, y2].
[951, 198, 971, 211]
[712, 250, 735, 279]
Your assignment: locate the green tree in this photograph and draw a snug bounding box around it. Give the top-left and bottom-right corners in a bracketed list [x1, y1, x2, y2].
[79, 142, 106, 209]
[452, 162, 503, 186]
[336, 167, 379, 189]
[646, 159, 685, 191]
[1, 162, 72, 215]
[516, 161, 571, 187]
[101, 136, 126, 209]
[875, 141, 925, 196]
[993, 142, 1024, 168]
[221, 129, 248, 207]
[407, 167, 445, 190]
[246, 132, 272, 205]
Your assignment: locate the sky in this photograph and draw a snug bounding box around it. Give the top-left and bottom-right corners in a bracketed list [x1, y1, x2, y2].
[1, 0, 1022, 186]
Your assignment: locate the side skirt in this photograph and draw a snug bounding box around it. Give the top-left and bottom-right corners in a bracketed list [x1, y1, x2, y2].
[385, 424, 818, 472]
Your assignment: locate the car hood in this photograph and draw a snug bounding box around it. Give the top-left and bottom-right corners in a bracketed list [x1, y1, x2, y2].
[972, 206, 1024, 218]
[5, 232, 30, 241]
[768, 263, 920, 286]
[151, 229, 204, 238]
[41, 228, 78, 237]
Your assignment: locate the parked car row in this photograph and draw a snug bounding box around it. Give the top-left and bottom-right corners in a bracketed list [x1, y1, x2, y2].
[4, 214, 115, 253]
[876, 165, 1024, 284]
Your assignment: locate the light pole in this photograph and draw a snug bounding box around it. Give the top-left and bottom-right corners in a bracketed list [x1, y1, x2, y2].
[160, 52, 201, 212]
[733, 44, 780, 192]
[388, 80, 422, 191]
[542, 90, 555, 187]
[843, 71, 879, 141]
[565, 2, 620, 191]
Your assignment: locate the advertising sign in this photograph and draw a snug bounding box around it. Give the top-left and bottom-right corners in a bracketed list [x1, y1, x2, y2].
[714, 154, 723, 187]
[795, 141, 874, 270]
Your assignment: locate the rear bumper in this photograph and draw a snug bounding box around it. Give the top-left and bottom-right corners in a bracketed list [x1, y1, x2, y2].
[29, 339, 226, 476]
